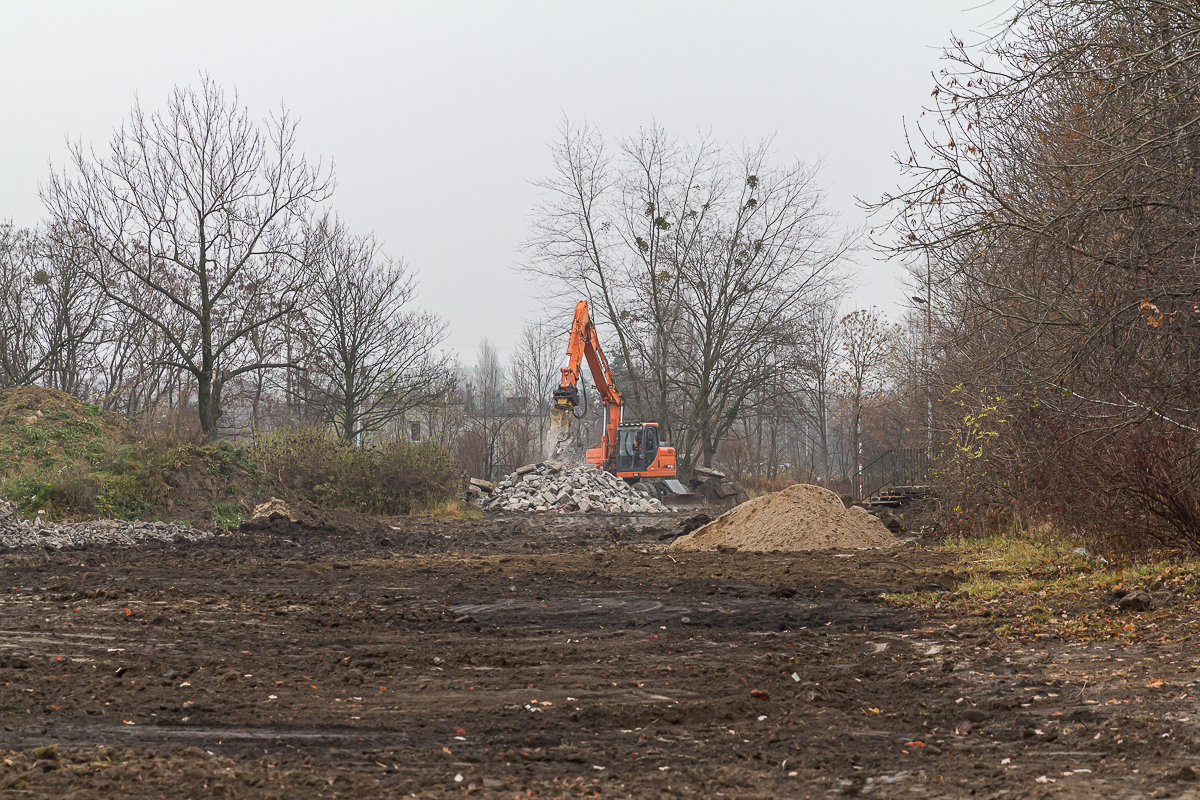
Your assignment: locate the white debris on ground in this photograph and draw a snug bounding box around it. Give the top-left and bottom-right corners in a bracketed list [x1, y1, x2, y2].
[480, 461, 669, 513]
[0, 501, 216, 550]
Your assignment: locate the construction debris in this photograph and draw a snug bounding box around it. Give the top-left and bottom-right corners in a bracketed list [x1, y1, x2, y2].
[0, 502, 216, 550]
[480, 461, 668, 514]
[469, 477, 496, 494]
[688, 466, 750, 507]
[251, 497, 299, 522]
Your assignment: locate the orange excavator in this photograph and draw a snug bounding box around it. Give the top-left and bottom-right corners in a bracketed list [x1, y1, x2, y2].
[547, 300, 678, 482]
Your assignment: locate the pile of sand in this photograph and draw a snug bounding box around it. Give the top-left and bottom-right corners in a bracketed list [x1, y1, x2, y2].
[670, 483, 897, 552]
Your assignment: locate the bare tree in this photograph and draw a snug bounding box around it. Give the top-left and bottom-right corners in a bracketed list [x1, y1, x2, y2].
[525, 120, 852, 472]
[465, 339, 514, 480]
[508, 318, 567, 460]
[95, 273, 195, 420]
[0, 223, 106, 393]
[869, 0, 1200, 543]
[0, 224, 52, 388]
[299, 216, 450, 442]
[839, 309, 896, 498]
[412, 375, 467, 452]
[793, 295, 843, 489]
[42, 75, 333, 437]
[35, 223, 108, 397]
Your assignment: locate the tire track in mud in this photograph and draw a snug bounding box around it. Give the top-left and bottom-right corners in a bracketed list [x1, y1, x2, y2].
[444, 593, 919, 635]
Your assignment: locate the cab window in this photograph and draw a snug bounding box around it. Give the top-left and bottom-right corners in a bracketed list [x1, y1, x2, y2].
[618, 429, 639, 471]
[643, 426, 659, 465]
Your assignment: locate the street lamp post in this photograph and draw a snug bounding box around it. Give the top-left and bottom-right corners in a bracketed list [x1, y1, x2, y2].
[912, 281, 932, 461]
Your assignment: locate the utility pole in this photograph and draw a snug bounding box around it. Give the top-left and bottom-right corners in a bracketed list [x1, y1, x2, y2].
[912, 254, 933, 461]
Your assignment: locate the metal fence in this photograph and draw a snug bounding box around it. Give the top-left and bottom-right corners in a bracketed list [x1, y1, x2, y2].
[859, 448, 932, 500]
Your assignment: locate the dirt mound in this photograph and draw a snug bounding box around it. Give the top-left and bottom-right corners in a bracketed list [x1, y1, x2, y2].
[0, 386, 131, 473]
[238, 497, 390, 543]
[0, 387, 270, 529]
[670, 483, 897, 552]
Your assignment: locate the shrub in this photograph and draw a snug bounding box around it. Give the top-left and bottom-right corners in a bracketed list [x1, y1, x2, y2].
[252, 424, 461, 515]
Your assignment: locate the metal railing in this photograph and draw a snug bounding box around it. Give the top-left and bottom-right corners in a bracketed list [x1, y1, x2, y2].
[859, 448, 932, 500]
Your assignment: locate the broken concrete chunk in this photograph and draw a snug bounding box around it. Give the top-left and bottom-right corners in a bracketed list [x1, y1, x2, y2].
[469, 478, 495, 493]
[0, 501, 215, 551]
[693, 466, 727, 479]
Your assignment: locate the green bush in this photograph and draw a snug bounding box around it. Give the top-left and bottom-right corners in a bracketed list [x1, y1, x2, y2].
[210, 501, 248, 529]
[253, 424, 461, 515]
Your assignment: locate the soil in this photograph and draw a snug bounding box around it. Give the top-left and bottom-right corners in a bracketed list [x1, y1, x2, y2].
[0, 511, 1192, 799]
[672, 483, 897, 552]
[156, 448, 272, 529]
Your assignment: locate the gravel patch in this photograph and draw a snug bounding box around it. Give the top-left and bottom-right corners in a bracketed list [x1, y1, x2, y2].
[0, 502, 216, 550]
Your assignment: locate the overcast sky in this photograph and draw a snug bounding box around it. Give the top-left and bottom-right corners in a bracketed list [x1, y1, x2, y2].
[1, 1, 1005, 363]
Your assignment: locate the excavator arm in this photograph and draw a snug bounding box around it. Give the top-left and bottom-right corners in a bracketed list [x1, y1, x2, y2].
[548, 300, 623, 464]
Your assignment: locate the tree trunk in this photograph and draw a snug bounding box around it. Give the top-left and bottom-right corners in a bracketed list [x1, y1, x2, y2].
[852, 398, 862, 500]
[817, 394, 830, 491]
[340, 361, 358, 443]
[197, 371, 223, 438]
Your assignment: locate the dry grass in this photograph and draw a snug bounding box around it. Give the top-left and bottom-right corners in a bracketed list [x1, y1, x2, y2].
[931, 526, 1200, 601]
[887, 526, 1200, 645]
[0, 389, 464, 525]
[252, 423, 461, 516]
[415, 498, 483, 521]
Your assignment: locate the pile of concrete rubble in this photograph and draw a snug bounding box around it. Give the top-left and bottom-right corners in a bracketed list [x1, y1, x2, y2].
[473, 461, 669, 514]
[0, 502, 216, 550]
[689, 466, 750, 508]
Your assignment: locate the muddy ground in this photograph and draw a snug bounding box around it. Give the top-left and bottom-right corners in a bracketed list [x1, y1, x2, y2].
[0, 510, 1196, 799]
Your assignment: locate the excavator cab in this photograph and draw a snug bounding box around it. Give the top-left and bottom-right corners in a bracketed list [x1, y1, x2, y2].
[615, 423, 658, 474]
[612, 422, 674, 480]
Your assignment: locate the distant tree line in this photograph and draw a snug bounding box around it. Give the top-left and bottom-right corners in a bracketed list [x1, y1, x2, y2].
[1, 77, 917, 492]
[510, 120, 911, 488]
[441, 305, 909, 492]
